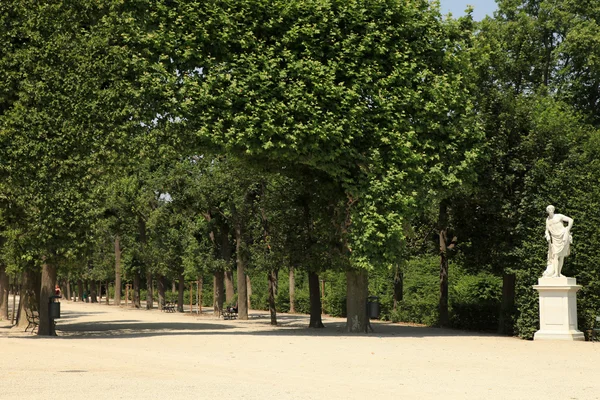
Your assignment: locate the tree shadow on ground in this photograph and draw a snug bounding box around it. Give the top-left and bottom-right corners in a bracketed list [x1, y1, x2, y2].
[47, 319, 505, 340]
[57, 320, 235, 338]
[21, 304, 508, 340]
[57, 311, 107, 319]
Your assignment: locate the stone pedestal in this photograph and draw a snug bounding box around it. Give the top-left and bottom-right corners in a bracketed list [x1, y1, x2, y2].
[533, 277, 584, 341]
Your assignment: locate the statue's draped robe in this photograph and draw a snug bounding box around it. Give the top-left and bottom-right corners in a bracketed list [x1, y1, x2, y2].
[546, 215, 571, 260]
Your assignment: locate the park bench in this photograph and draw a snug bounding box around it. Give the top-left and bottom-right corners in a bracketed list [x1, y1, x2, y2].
[161, 300, 176, 313]
[222, 306, 238, 320]
[24, 300, 39, 334]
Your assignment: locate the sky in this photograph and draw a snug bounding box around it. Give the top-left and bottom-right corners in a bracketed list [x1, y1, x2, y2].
[439, 0, 498, 20]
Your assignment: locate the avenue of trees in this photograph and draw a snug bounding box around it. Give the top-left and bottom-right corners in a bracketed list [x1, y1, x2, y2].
[1, 0, 599, 338]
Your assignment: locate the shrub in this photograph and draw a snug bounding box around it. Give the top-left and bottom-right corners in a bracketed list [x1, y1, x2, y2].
[449, 274, 502, 331]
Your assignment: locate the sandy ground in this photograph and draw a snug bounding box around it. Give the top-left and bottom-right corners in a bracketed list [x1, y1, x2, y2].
[1, 298, 599, 400]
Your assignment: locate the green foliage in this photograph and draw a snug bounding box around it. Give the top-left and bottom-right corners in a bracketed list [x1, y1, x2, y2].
[390, 256, 439, 325]
[514, 269, 540, 340]
[4, 0, 600, 339]
[381, 256, 502, 331]
[449, 274, 501, 331]
[322, 271, 347, 318]
[170, 0, 483, 271]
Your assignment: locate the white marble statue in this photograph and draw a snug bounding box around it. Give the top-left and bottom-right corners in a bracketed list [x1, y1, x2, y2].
[542, 205, 573, 278]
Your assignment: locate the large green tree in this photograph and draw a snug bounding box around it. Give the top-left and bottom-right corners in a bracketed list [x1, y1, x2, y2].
[171, 0, 482, 331]
[0, 0, 167, 334]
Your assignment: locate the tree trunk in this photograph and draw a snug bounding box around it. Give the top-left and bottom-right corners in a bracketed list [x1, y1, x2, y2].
[498, 272, 516, 335]
[133, 273, 141, 308]
[12, 277, 18, 325]
[216, 226, 230, 314]
[225, 271, 234, 303]
[220, 227, 235, 304]
[289, 266, 296, 313]
[58, 280, 66, 301]
[0, 264, 8, 320]
[172, 281, 176, 294]
[198, 276, 203, 313]
[16, 269, 38, 328]
[65, 279, 71, 302]
[138, 216, 152, 310]
[246, 275, 252, 311]
[235, 221, 248, 320]
[308, 271, 324, 328]
[158, 275, 166, 310]
[177, 272, 184, 313]
[38, 259, 57, 336]
[213, 271, 224, 316]
[77, 280, 84, 302]
[439, 251, 449, 327]
[146, 270, 153, 310]
[90, 280, 98, 303]
[31, 268, 41, 307]
[393, 265, 403, 310]
[268, 270, 277, 326]
[438, 201, 450, 328]
[114, 235, 122, 306]
[345, 269, 368, 333]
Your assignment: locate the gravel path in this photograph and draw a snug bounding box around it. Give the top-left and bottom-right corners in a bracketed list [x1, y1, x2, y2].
[1, 299, 599, 399]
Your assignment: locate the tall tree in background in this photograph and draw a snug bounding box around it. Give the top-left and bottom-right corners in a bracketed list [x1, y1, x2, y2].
[0, 0, 174, 333]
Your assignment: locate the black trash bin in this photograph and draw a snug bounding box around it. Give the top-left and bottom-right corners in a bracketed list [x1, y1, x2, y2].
[49, 295, 61, 319]
[48, 295, 61, 336]
[367, 296, 380, 319]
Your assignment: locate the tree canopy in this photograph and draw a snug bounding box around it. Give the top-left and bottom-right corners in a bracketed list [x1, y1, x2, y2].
[1, 0, 599, 339]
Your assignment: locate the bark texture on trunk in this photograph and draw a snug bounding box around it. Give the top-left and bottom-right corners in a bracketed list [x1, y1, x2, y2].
[308, 271, 324, 328]
[177, 273, 184, 313]
[65, 280, 71, 302]
[213, 271, 224, 316]
[393, 265, 403, 310]
[345, 269, 368, 333]
[268, 270, 277, 326]
[439, 249, 449, 327]
[235, 222, 248, 320]
[133, 273, 141, 308]
[114, 235, 122, 306]
[0, 264, 8, 320]
[288, 266, 296, 313]
[77, 280, 84, 303]
[16, 269, 37, 328]
[198, 277, 203, 313]
[246, 275, 252, 311]
[158, 275, 166, 310]
[146, 270, 153, 310]
[438, 201, 454, 328]
[38, 260, 57, 336]
[90, 280, 98, 303]
[499, 272, 516, 335]
[225, 271, 234, 303]
[216, 226, 230, 314]
[32, 269, 41, 307]
[221, 227, 235, 304]
[138, 217, 152, 310]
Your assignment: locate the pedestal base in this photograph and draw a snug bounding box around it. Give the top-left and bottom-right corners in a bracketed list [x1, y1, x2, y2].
[533, 277, 584, 341]
[533, 330, 584, 341]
